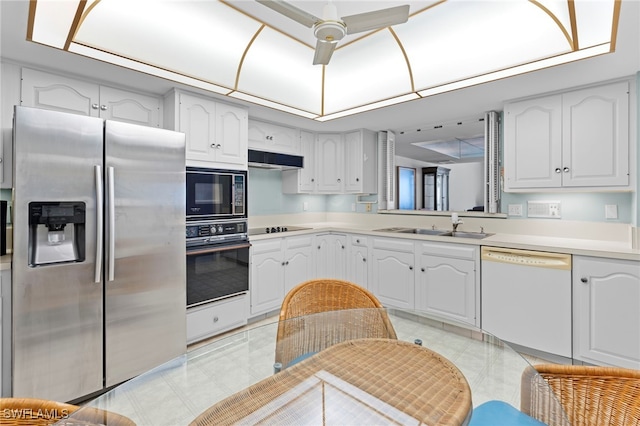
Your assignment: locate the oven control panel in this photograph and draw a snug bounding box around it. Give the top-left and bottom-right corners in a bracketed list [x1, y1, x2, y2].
[186, 220, 247, 246]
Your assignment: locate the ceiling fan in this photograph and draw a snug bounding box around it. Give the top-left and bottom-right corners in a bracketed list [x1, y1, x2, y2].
[256, 0, 410, 65]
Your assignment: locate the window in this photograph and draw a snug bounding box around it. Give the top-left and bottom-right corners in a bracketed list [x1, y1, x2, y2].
[397, 167, 416, 210]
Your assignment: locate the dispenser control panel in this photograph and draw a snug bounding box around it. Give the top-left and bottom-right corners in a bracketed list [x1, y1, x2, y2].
[28, 201, 86, 267]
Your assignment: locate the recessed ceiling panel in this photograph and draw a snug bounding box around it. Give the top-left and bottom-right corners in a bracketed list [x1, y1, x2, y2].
[324, 31, 412, 114]
[75, 1, 261, 88]
[31, 1, 82, 49]
[399, 1, 571, 91]
[239, 27, 322, 114]
[575, 1, 616, 47]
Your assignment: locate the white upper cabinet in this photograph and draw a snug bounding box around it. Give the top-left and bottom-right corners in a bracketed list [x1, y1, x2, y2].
[21, 68, 161, 127]
[282, 130, 317, 193]
[215, 102, 248, 167]
[168, 91, 247, 169]
[504, 80, 630, 191]
[344, 129, 377, 194]
[504, 94, 562, 189]
[561, 82, 629, 187]
[248, 120, 300, 154]
[316, 133, 344, 193]
[283, 129, 377, 195]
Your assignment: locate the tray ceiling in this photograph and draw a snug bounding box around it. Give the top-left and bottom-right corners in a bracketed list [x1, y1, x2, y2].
[28, 0, 621, 121]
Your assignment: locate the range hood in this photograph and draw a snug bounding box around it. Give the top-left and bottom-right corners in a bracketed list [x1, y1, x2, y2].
[248, 149, 304, 170]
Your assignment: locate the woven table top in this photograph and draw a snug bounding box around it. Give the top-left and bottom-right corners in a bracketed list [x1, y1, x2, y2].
[191, 338, 472, 426]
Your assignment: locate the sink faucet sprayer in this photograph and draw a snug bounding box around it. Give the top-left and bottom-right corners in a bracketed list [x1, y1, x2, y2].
[451, 213, 463, 232]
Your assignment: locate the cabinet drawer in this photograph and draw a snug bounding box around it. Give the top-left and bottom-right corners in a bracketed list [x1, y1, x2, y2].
[419, 242, 477, 260]
[251, 239, 283, 255]
[350, 235, 368, 247]
[285, 235, 313, 250]
[187, 295, 248, 344]
[372, 237, 414, 253]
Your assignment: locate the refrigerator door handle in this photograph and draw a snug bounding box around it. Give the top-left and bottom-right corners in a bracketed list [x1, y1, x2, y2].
[95, 165, 103, 283]
[107, 166, 116, 282]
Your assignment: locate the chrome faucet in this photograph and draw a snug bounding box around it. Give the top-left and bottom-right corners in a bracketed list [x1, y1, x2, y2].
[451, 213, 463, 232]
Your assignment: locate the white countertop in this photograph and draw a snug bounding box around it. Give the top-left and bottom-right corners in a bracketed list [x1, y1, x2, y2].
[249, 223, 640, 262]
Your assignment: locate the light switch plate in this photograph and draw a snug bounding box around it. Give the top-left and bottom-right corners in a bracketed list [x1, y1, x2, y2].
[605, 204, 618, 219]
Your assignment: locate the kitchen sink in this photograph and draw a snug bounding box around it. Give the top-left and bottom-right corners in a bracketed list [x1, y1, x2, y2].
[439, 231, 494, 239]
[396, 228, 449, 236]
[374, 227, 493, 239]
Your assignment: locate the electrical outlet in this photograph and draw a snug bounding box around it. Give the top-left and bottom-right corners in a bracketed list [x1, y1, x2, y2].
[303, 201, 308, 211]
[365, 203, 372, 212]
[508, 204, 523, 216]
[527, 201, 561, 218]
[605, 204, 618, 219]
[351, 203, 356, 212]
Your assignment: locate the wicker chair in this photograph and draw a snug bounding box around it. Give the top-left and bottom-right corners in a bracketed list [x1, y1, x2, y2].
[0, 397, 136, 426]
[274, 279, 397, 369]
[521, 364, 640, 426]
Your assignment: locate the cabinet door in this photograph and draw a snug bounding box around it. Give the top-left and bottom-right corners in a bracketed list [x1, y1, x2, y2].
[99, 86, 161, 127]
[370, 243, 415, 309]
[215, 102, 248, 167]
[282, 130, 316, 194]
[562, 82, 629, 187]
[248, 120, 299, 154]
[416, 256, 476, 326]
[504, 95, 562, 190]
[284, 236, 314, 294]
[344, 130, 364, 193]
[573, 256, 640, 369]
[21, 67, 100, 117]
[298, 131, 316, 191]
[315, 234, 347, 279]
[250, 241, 285, 316]
[348, 236, 369, 289]
[180, 93, 217, 164]
[316, 133, 344, 193]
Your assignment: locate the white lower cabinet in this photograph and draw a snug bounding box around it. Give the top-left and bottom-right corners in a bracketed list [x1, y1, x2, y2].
[315, 233, 347, 279]
[250, 236, 314, 316]
[416, 243, 479, 327]
[573, 256, 640, 369]
[370, 238, 415, 309]
[348, 235, 370, 289]
[186, 294, 248, 344]
[283, 236, 315, 294]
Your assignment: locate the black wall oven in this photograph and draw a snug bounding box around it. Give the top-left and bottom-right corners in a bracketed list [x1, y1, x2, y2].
[186, 219, 249, 307]
[186, 167, 246, 220]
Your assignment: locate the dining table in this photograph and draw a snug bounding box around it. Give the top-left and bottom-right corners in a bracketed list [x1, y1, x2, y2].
[58, 308, 568, 425]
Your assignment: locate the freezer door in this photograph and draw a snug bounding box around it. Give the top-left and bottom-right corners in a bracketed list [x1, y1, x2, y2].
[12, 106, 104, 401]
[104, 121, 186, 387]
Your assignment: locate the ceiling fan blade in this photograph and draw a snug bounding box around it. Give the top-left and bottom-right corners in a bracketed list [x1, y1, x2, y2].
[342, 4, 410, 34]
[255, 0, 320, 28]
[313, 39, 337, 65]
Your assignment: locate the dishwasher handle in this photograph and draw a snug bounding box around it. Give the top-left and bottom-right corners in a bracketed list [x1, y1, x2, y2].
[481, 247, 571, 270]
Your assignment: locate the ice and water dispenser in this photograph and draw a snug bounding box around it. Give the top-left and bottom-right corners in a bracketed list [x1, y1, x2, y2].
[28, 202, 86, 266]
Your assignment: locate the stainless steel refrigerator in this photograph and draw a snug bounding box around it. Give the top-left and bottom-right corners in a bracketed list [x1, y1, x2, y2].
[11, 106, 186, 402]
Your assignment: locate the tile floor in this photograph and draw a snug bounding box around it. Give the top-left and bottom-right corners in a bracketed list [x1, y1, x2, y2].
[81, 312, 554, 426]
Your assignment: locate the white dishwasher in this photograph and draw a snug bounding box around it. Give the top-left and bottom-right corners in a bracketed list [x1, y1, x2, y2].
[481, 246, 572, 358]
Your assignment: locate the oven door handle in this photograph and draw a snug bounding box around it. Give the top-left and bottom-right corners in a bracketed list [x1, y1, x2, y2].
[187, 242, 251, 256]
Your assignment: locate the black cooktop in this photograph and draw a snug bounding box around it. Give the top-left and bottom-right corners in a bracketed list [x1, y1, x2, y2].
[249, 226, 312, 236]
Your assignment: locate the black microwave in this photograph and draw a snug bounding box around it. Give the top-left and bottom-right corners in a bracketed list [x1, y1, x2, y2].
[186, 167, 246, 220]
